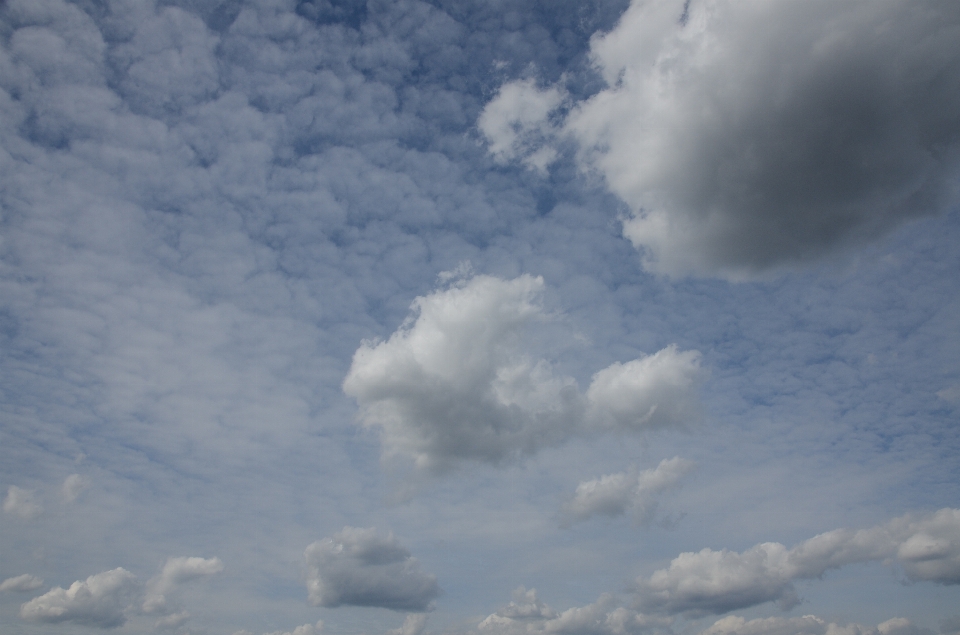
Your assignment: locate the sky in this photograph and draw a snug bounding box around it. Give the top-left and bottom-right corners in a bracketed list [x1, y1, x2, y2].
[1, 0, 959, 634]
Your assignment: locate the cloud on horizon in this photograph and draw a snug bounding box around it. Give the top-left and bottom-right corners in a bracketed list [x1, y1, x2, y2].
[636, 508, 960, 616]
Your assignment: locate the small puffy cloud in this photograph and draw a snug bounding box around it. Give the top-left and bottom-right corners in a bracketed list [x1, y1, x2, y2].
[552, 0, 960, 277]
[142, 556, 224, 614]
[19, 568, 140, 628]
[0, 574, 44, 592]
[389, 614, 428, 635]
[700, 615, 929, 635]
[637, 508, 960, 615]
[4, 485, 42, 519]
[343, 275, 701, 473]
[62, 473, 89, 503]
[478, 79, 565, 174]
[479, 588, 669, 634]
[561, 457, 695, 526]
[304, 527, 440, 611]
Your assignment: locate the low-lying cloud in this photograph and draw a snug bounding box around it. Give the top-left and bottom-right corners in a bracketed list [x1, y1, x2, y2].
[637, 508, 960, 616]
[304, 527, 440, 612]
[344, 274, 701, 473]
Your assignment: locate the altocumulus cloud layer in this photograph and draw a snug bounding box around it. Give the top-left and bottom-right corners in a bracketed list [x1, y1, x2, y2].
[1, 0, 959, 632]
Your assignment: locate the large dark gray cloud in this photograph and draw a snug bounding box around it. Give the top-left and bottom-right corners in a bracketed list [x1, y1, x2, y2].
[304, 527, 440, 611]
[487, 0, 960, 278]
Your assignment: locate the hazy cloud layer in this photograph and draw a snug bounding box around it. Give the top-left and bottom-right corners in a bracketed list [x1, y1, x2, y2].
[637, 508, 960, 615]
[478, 587, 670, 635]
[474, 0, 960, 277]
[3, 486, 41, 519]
[344, 275, 701, 472]
[561, 457, 695, 526]
[304, 527, 439, 611]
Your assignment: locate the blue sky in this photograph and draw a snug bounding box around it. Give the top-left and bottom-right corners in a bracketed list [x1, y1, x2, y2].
[1, 0, 959, 634]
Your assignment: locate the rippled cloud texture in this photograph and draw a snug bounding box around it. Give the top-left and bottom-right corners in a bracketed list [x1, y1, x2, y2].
[1, 0, 959, 633]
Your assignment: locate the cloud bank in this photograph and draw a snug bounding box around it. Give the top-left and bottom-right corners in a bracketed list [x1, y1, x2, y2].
[561, 457, 695, 526]
[19, 557, 223, 629]
[637, 508, 960, 616]
[478, 587, 670, 635]
[343, 274, 701, 472]
[304, 527, 440, 612]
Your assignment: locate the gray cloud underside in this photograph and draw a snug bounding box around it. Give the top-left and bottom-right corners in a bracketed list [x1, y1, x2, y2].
[305, 527, 440, 612]
[483, 0, 960, 278]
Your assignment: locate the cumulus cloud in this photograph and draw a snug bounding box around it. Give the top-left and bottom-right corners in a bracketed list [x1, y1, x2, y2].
[478, 587, 670, 634]
[478, 79, 566, 173]
[636, 507, 960, 615]
[561, 457, 695, 526]
[62, 473, 89, 503]
[262, 621, 325, 635]
[142, 556, 224, 614]
[700, 615, 929, 635]
[343, 274, 701, 472]
[389, 614, 428, 635]
[0, 574, 44, 592]
[19, 568, 140, 628]
[304, 527, 440, 611]
[476, 0, 960, 277]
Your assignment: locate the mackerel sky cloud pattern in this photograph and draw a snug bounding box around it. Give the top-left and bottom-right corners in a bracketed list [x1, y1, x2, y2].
[1, 0, 959, 633]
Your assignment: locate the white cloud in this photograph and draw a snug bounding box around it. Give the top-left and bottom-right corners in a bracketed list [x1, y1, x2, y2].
[561, 457, 695, 526]
[479, 587, 670, 634]
[343, 274, 701, 473]
[142, 556, 224, 614]
[389, 614, 428, 635]
[699, 615, 929, 635]
[264, 621, 325, 635]
[637, 508, 960, 615]
[156, 611, 191, 630]
[61, 473, 89, 503]
[478, 79, 565, 174]
[558, 0, 960, 277]
[3, 485, 41, 519]
[19, 568, 139, 628]
[0, 574, 44, 592]
[304, 527, 440, 611]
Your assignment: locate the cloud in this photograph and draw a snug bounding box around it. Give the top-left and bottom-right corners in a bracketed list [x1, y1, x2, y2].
[19, 568, 140, 628]
[478, 79, 565, 174]
[636, 507, 960, 615]
[142, 556, 225, 614]
[700, 615, 930, 635]
[304, 527, 440, 611]
[3, 485, 41, 519]
[478, 587, 670, 634]
[61, 473, 89, 503]
[156, 611, 191, 630]
[263, 621, 325, 635]
[0, 574, 44, 592]
[561, 457, 695, 526]
[389, 614, 428, 635]
[552, 0, 960, 277]
[343, 274, 701, 472]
